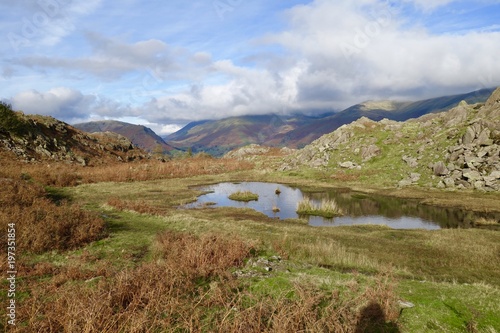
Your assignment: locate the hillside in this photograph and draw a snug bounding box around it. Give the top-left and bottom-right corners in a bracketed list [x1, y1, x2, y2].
[0, 103, 148, 165]
[74, 120, 176, 153]
[280, 88, 500, 191]
[165, 88, 495, 154]
[164, 114, 319, 156]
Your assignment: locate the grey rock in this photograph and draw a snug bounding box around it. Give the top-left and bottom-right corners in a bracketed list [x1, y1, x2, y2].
[474, 181, 486, 190]
[476, 128, 493, 146]
[398, 179, 413, 187]
[339, 161, 357, 169]
[462, 127, 476, 145]
[361, 144, 381, 161]
[489, 171, 500, 179]
[433, 161, 449, 176]
[443, 178, 455, 188]
[462, 169, 482, 181]
[403, 155, 419, 168]
[410, 173, 421, 182]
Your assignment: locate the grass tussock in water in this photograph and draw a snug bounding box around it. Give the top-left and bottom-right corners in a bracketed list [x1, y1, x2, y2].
[229, 190, 259, 202]
[296, 198, 343, 218]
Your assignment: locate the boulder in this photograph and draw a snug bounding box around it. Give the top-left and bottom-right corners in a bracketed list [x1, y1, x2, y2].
[339, 161, 357, 169]
[402, 155, 418, 168]
[361, 144, 381, 161]
[462, 127, 476, 145]
[433, 161, 449, 176]
[462, 169, 482, 181]
[444, 101, 470, 127]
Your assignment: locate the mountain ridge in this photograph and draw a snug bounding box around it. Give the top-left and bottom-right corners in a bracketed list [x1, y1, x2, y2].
[165, 88, 496, 155]
[74, 120, 176, 153]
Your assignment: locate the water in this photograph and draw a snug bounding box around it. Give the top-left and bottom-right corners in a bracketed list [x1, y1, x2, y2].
[183, 182, 499, 230]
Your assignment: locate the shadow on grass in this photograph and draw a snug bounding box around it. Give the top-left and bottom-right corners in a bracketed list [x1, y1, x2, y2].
[355, 301, 400, 333]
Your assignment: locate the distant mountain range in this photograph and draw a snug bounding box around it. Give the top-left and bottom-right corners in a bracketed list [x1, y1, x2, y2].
[164, 88, 496, 155]
[74, 120, 176, 153]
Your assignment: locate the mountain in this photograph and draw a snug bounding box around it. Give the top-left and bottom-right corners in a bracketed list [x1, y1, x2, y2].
[279, 88, 496, 148]
[0, 103, 148, 165]
[279, 87, 500, 191]
[165, 88, 496, 154]
[74, 120, 176, 153]
[164, 114, 320, 156]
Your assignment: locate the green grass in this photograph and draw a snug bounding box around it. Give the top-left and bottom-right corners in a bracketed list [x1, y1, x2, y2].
[11, 172, 500, 332]
[228, 190, 259, 202]
[296, 198, 343, 218]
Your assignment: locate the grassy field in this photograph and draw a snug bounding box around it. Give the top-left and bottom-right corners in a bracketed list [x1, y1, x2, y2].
[1, 156, 499, 332]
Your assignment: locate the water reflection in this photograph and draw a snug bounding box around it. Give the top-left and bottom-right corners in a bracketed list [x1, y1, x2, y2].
[183, 182, 499, 230]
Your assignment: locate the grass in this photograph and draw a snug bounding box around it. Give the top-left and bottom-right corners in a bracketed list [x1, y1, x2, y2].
[1, 154, 500, 332]
[296, 198, 343, 218]
[228, 190, 259, 202]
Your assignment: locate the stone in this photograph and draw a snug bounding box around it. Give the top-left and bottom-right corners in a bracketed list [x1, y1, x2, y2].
[339, 161, 357, 169]
[443, 178, 455, 188]
[403, 155, 418, 168]
[398, 179, 413, 187]
[437, 181, 446, 189]
[444, 101, 469, 127]
[462, 127, 476, 145]
[489, 171, 500, 179]
[474, 181, 486, 190]
[433, 161, 449, 176]
[476, 128, 493, 146]
[462, 169, 482, 181]
[410, 173, 421, 182]
[361, 144, 381, 161]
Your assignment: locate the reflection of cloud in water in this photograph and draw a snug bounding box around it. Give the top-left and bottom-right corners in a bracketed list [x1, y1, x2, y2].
[182, 182, 497, 230]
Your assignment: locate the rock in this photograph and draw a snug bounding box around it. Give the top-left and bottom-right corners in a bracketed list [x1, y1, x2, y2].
[443, 178, 455, 188]
[474, 181, 486, 190]
[489, 171, 500, 179]
[444, 101, 470, 127]
[462, 127, 476, 145]
[476, 128, 493, 146]
[410, 173, 421, 182]
[398, 179, 413, 187]
[437, 181, 446, 189]
[485, 87, 500, 108]
[433, 161, 449, 176]
[402, 155, 419, 168]
[339, 161, 357, 169]
[361, 144, 381, 161]
[462, 169, 482, 181]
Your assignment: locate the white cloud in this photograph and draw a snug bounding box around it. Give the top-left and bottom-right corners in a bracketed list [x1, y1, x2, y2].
[10, 87, 94, 121]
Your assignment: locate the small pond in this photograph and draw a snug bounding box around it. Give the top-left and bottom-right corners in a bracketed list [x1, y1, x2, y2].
[183, 182, 500, 230]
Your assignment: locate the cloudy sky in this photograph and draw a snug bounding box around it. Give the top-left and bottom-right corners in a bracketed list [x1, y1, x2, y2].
[1, 0, 500, 134]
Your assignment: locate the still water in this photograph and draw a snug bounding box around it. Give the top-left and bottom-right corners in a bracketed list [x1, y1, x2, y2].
[183, 182, 498, 230]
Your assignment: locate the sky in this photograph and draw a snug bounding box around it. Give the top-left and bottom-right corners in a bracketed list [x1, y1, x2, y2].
[1, 0, 500, 135]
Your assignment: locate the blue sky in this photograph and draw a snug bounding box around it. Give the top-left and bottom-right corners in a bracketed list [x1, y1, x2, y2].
[1, 0, 500, 134]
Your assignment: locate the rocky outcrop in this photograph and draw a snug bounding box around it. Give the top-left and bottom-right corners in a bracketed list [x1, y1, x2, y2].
[0, 112, 148, 165]
[279, 87, 500, 191]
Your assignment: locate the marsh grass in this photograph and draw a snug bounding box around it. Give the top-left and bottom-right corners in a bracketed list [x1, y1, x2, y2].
[296, 198, 343, 218]
[474, 217, 499, 226]
[229, 190, 259, 202]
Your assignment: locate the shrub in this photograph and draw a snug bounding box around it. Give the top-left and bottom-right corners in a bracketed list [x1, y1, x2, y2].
[0, 179, 105, 253]
[0, 101, 28, 136]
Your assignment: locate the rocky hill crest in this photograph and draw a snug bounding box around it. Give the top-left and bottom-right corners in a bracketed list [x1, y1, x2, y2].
[280, 88, 500, 191]
[0, 103, 148, 165]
